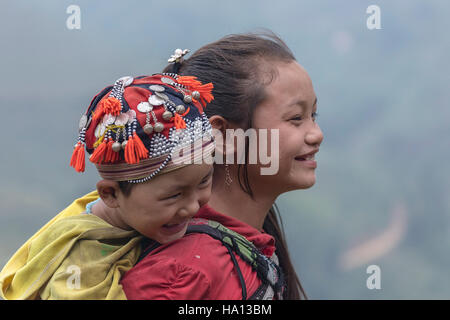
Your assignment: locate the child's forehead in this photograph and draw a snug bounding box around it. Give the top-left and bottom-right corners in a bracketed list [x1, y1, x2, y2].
[146, 164, 213, 188]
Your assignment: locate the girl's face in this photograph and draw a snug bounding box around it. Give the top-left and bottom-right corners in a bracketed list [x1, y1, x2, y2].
[116, 163, 213, 244]
[249, 60, 324, 193]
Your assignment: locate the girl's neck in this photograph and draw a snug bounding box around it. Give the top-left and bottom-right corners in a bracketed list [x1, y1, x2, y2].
[207, 170, 278, 230]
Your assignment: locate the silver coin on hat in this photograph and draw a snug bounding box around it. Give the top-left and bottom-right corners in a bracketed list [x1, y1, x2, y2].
[149, 94, 165, 106]
[115, 112, 130, 126]
[137, 101, 153, 113]
[155, 92, 169, 101]
[95, 123, 106, 139]
[118, 76, 134, 87]
[161, 77, 175, 85]
[126, 109, 136, 124]
[86, 116, 92, 129]
[78, 115, 88, 131]
[103, 114, 116, 125]
[149, 85, 165, 92]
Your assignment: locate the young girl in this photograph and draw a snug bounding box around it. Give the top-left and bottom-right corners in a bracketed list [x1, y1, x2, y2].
[0, 71, 215, 299]
[120, 32, 323, 300]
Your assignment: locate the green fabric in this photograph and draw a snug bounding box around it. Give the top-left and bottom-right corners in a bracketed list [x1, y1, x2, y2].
[205, 220, 260, 269]
[3, 213, 142, 300]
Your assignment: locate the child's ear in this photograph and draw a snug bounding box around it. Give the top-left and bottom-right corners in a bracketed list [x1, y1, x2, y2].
[96, 180, 120, 208]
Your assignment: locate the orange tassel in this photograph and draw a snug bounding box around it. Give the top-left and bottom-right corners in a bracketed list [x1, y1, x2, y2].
[197, 83, 214, 106]
[124, 136, 136, 164]
[111, 147, 120, 162]
[92, 108, 104, 121]
[103, 97, 122, 116]
[70, 142, 85, 172]
[90, 139, 108, 164]
[177, 76, 214, 108]
[93, 96, 122, 121]
[104, 139, 114, 163]
[75, 145, 86, 172]
[177, 76, 202, 87]
[108, 140, 120, 163]
[133, 133, 148, 161]
[70, 143, 80, 168]
[174, 113, 186, 130]
[171, 107, 190, 130]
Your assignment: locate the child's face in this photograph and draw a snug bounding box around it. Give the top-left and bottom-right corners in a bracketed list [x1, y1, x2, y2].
[117, 163, 213, 244]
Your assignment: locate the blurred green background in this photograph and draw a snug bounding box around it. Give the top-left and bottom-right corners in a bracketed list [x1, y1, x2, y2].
[1, 0, 449, 299]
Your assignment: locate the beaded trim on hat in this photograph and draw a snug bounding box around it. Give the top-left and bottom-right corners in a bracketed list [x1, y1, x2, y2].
[95, 137, 215, 182]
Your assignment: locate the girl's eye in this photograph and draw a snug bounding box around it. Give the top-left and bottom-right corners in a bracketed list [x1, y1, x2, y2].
[290, 112, 318, 123]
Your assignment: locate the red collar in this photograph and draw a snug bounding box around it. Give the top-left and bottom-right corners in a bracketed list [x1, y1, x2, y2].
[195, 204, 276, 257]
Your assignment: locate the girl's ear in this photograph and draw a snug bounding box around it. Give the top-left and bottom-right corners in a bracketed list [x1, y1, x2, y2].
[209, 115, 237, 163]
[209, 115, 228, 133]
[96, 180, 121, 208]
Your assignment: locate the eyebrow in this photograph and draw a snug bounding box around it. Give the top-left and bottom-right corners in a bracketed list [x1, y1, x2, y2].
[289, 97, 318, 109]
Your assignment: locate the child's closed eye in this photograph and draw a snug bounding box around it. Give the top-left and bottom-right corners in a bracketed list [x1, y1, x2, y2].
[162, 192, 182, 200]
[198, 169, 214, 188]
[199, 176, 212, 187]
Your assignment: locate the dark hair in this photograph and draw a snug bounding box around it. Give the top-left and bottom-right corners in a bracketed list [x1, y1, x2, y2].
[164, 31, 307, 299]
[118, 180, 134, 197]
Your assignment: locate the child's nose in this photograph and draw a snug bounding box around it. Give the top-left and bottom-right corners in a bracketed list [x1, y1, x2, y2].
[178, 199, 201, 219]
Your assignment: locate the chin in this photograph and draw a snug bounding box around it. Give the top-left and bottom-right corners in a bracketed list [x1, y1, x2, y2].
[154, 223, 189, 244]
[286, 173, 317, 191]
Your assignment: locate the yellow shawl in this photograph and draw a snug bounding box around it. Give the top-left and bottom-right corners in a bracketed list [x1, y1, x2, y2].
[0, 190, 141, 300]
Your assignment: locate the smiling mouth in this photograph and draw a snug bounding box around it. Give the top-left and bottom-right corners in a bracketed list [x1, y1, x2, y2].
[295, 154, 315, 161]
[163, 221, 185, 227]
[161, 220, 189, 234]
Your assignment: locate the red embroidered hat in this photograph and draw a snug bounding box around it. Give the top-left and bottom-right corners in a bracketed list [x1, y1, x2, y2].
[70, 70, 215, 183]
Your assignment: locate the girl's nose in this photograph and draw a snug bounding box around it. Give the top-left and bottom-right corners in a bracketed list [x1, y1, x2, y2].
[306, 123, 324, 147]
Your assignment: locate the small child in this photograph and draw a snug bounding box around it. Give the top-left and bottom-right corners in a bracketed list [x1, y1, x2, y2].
[0, 67, 215, 299]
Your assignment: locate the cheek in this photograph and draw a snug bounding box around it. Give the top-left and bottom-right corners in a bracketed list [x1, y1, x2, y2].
[278, 128, 304, 159]
[197, 185, 213, 207]
[126, 201, 171, 229]
[255, 126, 299, 162]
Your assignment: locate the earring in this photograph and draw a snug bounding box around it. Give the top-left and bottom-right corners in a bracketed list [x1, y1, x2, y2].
[225, 164, 233, 186]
